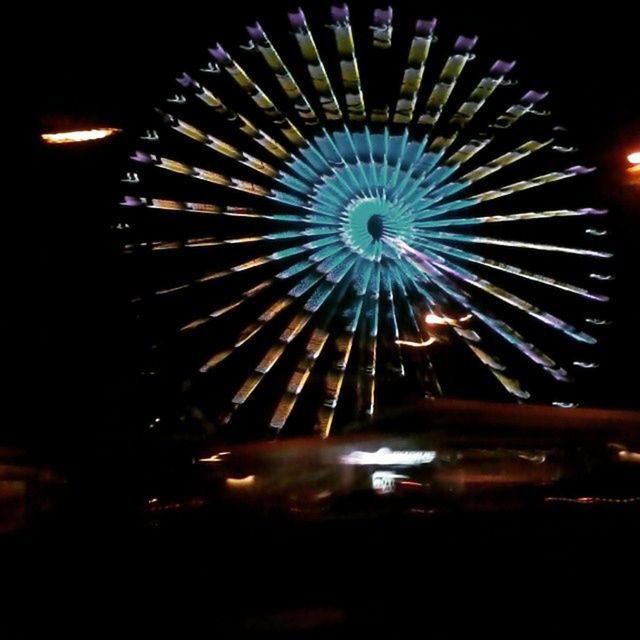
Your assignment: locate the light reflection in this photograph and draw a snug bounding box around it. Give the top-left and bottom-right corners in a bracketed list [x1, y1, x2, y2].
[398, 480, 424, 488]
[545, 496, 640, 504]
[41, 128, 121, 144]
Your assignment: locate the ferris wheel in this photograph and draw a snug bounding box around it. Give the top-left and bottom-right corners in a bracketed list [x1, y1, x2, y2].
[121, 4, 611, 437]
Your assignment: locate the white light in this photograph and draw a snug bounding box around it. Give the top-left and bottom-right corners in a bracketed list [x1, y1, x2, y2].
[372, 471, 407, 494]
[627, 152, 640, 165]
[341, 447, 437, 466]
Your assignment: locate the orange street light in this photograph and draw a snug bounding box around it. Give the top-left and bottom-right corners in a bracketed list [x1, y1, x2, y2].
[626, 150, 640, 184]
[41, 128, 121, 144]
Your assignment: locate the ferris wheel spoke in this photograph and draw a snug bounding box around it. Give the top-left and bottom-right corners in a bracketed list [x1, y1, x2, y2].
[448, 59, 516, 127]
[417, 207, 608, 229]
[426, 256, 597, 344]
[230, 266, 356, 417]
[490, 90, 550, 130]
[416, 230, 613, 258]
[397, 242, 568, 374]
[247, 22, 319, 125]
[415, 236, 610, 301]
[157, 113, 279, 178]
[456, 332, 530, 399]
[393, 19, 437, 124]
[209, 43, 305, 146]
[426, 139, 553, 202]
[414, 165, 597, 219]
[355, 260, 381, 417]
[417, 35, 478, 128]
[176, 73, 291, 159]
[382, 270, 406, 377]
[270, 276, 354, 431]
[288, 8, 343, 122]
[328, 4, 366, 121]
[315, 325, 359, 438]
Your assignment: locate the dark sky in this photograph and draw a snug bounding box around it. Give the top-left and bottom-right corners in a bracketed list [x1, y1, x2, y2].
[29, 1, 639, 138]
[20, 0, 639, 444]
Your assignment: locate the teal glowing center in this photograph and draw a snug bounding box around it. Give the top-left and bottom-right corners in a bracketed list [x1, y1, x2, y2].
[342, 197, 411, 260]
[273, 129, 446, 264]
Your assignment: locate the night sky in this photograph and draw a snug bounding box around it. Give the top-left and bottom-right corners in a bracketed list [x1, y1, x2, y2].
[21, 0, 639, 445]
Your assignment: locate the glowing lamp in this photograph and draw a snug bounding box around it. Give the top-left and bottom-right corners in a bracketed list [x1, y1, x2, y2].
[42, 128, 121, 144]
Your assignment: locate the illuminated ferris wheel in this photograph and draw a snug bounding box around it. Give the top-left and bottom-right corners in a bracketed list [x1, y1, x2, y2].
[121, 5, 611, 437]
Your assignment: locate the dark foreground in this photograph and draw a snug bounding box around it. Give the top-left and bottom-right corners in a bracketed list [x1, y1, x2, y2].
[2, 400, 639, 638]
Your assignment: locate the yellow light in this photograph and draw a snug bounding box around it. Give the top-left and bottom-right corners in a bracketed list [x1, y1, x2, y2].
[425, 313, 449, 326]
[425, 313, 473, 326]
[225, 475, 255, 487]
[198, 451, 230, 463]
[41, 128, 121, 144]
[395, 337, 436, 348]
[618, 450, 640, 463]
[627, 151, 640, 183]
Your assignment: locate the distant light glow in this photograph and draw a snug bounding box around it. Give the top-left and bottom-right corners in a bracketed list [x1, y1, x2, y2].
[342, 447, 437, 466]
[627, 152, 640, 165]
[618, 450, 640, 463]
[225, 475, 255, 487]
[42, 128, 121, 144]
